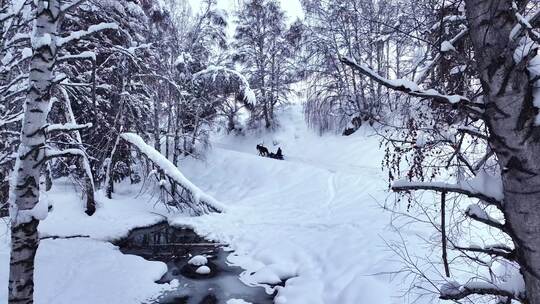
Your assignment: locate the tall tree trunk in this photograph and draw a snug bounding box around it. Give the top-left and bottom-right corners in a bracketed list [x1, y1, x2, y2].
[9, 1, 59, 303]
[466, 0, 540, 302]
[60, 87, 95, 215]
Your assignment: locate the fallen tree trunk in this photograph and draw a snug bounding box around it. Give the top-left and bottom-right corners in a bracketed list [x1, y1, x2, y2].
[119, 132, 225, 215]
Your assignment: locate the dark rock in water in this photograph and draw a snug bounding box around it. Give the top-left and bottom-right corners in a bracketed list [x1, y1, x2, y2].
[115, 222, 273, 304]
[199, 294, 218, 304]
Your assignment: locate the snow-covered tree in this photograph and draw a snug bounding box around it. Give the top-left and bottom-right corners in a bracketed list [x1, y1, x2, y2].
[7, 0, 119, 302]
[302, 0, 413, 135]
[233, 0, 297, 129]
[339, 0, 540, 302]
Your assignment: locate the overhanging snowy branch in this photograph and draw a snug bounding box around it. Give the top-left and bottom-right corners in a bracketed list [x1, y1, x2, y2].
[192, 65, 256, 108]
[510, 4, 540, 42]
[57, 23, 118, 47]
[465, 204, 506, 231]
[392, 180, 503, 208]
[45, 123, 93, 133]
[453, 244, 515, 260]
[120, 132, 225, 215]
[440, 280, 524, 301]
[339, 56, 483, 115]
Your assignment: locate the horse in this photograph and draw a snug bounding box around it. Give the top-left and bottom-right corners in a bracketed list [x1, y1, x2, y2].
[256, 144, 269, 156]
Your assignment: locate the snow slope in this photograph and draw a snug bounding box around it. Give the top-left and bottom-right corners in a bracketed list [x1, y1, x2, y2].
[0, 103, 418, 304]
[174, 104, 403, 304]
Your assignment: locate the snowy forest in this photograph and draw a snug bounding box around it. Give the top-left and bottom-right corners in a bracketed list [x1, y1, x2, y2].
[1, 0, 540, 303]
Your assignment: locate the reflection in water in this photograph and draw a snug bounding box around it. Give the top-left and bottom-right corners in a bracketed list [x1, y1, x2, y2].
[116, 222, 273, 304]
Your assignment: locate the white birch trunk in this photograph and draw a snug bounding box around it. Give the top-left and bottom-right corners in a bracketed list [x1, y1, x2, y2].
[466, 0, 540, 302]
[9, 1, 59, 303]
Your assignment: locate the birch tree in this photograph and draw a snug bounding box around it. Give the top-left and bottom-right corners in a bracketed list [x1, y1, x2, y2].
[339, 0, 540, 302]
[9, 1, 117, 302]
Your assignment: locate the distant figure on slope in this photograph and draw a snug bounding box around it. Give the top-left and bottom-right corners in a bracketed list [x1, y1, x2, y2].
[275, 147, 283, 160]
[256, 144, 269, 156]
[267, 147, 284, 160]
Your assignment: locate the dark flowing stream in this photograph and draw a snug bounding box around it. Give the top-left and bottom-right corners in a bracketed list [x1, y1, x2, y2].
[115, 222, 274, 304]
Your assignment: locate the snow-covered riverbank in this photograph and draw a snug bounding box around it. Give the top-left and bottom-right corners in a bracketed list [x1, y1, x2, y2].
[1, 104, 418, 304]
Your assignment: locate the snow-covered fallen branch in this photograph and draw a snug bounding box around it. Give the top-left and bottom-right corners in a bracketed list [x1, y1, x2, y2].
[339, 56, 482, 115]
[120, 132, 225, 215]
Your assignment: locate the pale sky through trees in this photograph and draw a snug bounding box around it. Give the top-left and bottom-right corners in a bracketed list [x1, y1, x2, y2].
[187, 0, 304, 22]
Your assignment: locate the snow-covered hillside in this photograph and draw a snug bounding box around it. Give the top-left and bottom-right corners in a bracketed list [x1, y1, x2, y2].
[1, 104, 418, 304]
[176, 104, 399, 303]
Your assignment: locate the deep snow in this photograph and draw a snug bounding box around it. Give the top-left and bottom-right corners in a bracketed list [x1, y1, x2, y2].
[1, 103, 417, 303]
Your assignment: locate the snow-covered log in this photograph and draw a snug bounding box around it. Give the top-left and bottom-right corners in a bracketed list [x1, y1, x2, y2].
[120, 132, 225, 215]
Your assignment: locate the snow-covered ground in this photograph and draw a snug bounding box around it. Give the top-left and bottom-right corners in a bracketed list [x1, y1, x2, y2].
[176, 105, 400, 304]
[0, 103, 422, 303]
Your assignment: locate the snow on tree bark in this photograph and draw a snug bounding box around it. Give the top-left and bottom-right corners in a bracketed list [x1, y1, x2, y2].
[465, 0, 540, 302]
[8, 1, 60, 303]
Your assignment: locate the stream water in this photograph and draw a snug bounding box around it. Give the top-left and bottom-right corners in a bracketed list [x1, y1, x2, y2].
[115, 222, 274, 304]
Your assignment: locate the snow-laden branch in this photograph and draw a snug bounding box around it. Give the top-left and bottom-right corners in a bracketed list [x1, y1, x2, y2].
[465, 204, 506, 231]
[453, 244, 515, 260]
[45, 148, 88, 160]
[60, 0, 87, 13]
[440, 279, 525, 301]
[339, 56, 482, 115]
[430, 15, 466, 32]
[416, 28, 469, 84]
[120, 132, 225, 215]
[57, 51, 96, 62]
[57, 23, 118, 47]
[42, 148, 95, 194]
[392, 171, 503, 207]
[45, 122, 92, 133]
[510, 4, 540, 41]
[192, 65, 256, 107]
[0, 111, 23, 128]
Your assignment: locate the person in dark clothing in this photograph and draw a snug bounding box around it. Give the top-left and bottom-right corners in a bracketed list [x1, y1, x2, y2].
[275, 147, 283, 160]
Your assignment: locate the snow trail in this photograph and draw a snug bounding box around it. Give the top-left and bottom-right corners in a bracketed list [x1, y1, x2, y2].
[173, 104, 403, 304]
